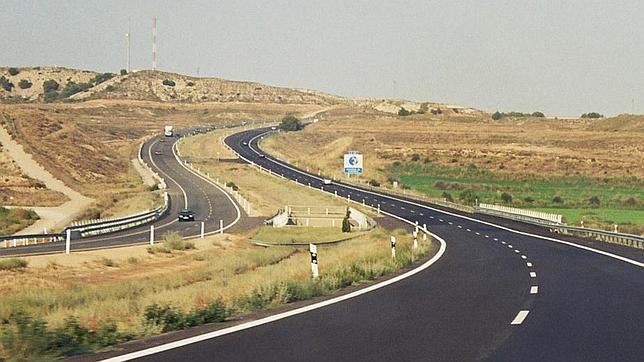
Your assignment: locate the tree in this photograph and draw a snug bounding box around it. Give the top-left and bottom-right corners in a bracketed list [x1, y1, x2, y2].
[18, 79, 32, 89]
[91, 73, 115, 85]
[531, 111, 545, 117]
[491, 111, 503, 120]
[120, 69, 127, 76]
[0, 76, 14, 91]
[500, 192, 513, 203]
[341, 208, 351, 232]
[162, 79, 176, 87]
[581, 112, 604, 119]
[278, 115, 303, 131]
[43, 90, 59, 102]
[7, 67, 19, 76]
[42, 79, 59, 93]
[552, 196, 563, 204]
[459, 189, 478, 205]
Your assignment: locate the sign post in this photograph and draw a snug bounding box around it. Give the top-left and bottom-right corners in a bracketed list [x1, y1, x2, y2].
[343, 151, 363, 176]
[309, 244, 319, 278]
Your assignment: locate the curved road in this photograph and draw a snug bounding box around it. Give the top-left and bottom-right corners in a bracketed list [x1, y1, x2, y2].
[102, 127, 644, 361]
[0, 131, 243, 257]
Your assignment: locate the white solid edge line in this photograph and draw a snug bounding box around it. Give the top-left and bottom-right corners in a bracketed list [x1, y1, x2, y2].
[530, 286, 538, 294]
[244, 131, 643, 268]
[511, 310, 530, 325]
[101, 218, 448, 361]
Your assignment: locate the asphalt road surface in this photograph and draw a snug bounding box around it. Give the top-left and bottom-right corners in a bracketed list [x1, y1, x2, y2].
[98, 127, 644, 362]
[0, 132, 243, 257]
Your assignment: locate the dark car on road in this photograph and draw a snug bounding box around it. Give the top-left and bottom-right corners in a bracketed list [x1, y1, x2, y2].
[178, 209, 195, 221]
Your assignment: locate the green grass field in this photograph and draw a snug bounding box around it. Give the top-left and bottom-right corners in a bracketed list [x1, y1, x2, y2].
[390, 161, 643, 229]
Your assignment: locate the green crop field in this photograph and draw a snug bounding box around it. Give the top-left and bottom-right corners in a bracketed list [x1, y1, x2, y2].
[390, 161, 644, 230]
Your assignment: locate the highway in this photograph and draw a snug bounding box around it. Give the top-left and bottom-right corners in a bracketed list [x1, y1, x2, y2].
[101, 127, 644, 361]
[0, 132, 243, 257]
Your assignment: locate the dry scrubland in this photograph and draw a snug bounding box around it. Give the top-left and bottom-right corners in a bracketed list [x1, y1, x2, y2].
[0, 101, 321, 222]
[263, 110, 644, 232]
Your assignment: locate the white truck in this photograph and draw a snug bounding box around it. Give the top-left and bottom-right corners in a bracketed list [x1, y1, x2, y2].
[164, 125, 173, 137]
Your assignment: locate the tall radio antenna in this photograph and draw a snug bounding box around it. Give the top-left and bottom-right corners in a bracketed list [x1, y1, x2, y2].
[152, 17, 157, 70]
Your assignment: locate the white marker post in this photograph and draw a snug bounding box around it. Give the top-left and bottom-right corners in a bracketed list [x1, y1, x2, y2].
[377, 204, 381, 214]
[150, 225, 155, 245]
[220, 219, 224, 234]
[390, 235, 396, 259]
[201, 221, 205, 239]
[65, 229, 71, 255]
[309, 243, 319, 278]
[413, 230, 418, 249]
[423, 223, 427, 241]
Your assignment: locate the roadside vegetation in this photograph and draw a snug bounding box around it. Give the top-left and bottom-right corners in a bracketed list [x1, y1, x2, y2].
[0, 227, 431, 360]
[0, 207, 39, 235]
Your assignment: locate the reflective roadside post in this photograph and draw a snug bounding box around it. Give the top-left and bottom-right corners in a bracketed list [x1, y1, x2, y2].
[65, 229, 71, 254]
[309, 244, 319, 278]
[150, 225, 155, 245]
[390, 235, 396, 259]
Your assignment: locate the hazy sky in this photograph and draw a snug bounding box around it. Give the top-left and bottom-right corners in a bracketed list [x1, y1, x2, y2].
[2, 0, 642, 116]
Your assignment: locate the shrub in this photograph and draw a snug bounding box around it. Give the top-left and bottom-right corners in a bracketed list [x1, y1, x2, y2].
[442, 192, 453, 202]
[8, 67, 19, 76]
[43, 90, 59, 102]
[430, 108, 442, 115]
[524, 196, 535, 203]
[120, 69, 127, 75]
[104, 85, 115, 92]
[148, 184, 159, 191]
[162, 79, 176, 87]
[581, 112, 604, 119]
[0, 76, 14, 91]
[368, 179, 380, 187]
[491, 111, 503, 120]
[410, 153, 420, 162]
[278, 115, 303, 131]
[552, 196, 563, 204]
[398, 108, 412, 116]
[186, 81, 195, 86]
[0, 258, 28, 270]
[18, 79, 32, 89]
[500, 192, 513, 203]
[342, 208, 351, 232]
[623, 197, 638, 207]
[42, 79, 59, 93]
[99, 257, 117, 267]
[144, 300, 227, 333]
[588, 196, 601, 207]
[531, 111, 545, 117]
[225, 181, 239, 191]
[459, 189, 478, 205]
[91, 73, 115, 85]
[60, 82, 92, 98]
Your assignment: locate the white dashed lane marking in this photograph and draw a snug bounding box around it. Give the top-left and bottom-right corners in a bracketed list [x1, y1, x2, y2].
[530, 272, 537, 278]
[521, 255, 527, 260]
[530, 286, 539, 294]
[526, 262, 533, 267]
[511, 310, 530, 325]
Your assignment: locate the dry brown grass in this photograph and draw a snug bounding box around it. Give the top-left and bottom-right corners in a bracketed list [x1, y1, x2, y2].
[262, 112, 644, 182]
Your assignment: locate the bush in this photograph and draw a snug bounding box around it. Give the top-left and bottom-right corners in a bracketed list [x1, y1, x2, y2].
[8, 67, 19, 76]
[99, 257, 117, 267]
[459, 189, 478, 205]
[0, 258, 28, 270]
[552, 196, 563, 204]
[442, 192, 453, 202]
[91, 73, 115, 85]
[342, 208, 351, 232]
[410, 153, 420, 162]
[398, 108, 412, 116]
[430, 108, 442, 115]
[43, 90, 59, 102]
[104, 85, 115, 92]
[524, 196, 535, 203]
[491, 111, 503, 120]
[531, 111, 545, 117]
[42, 79, 59, 93]
[18, 79, 32, 89]
[60, 82, 92, 98]
[162, 79, 176, 87]
[278, 115, 303, 131]
[588, 196, 601, 207]
[186, 81, 195, 86]
[225, 181, 239, 191]
[120, 69, 127, 75]
[0, 76, 14, 91]
[144, 300, 227, 333]
[581, 112, 604, 119]
[368, 179, 380, 187]
[500, 192, 513, 203]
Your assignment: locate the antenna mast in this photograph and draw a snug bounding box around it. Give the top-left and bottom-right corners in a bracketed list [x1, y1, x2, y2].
[152, 17, 157, 70]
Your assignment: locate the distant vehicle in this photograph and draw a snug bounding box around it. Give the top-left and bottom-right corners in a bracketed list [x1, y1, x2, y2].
[271, 126, 277, 130]
[178, 209, 195, 221]
[242, 141, 248, 146]
[323, 179, 332, 185]
[258, 154, 265, 158]
[154, 150, 163, 155]
[164, 125, 173, 137]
